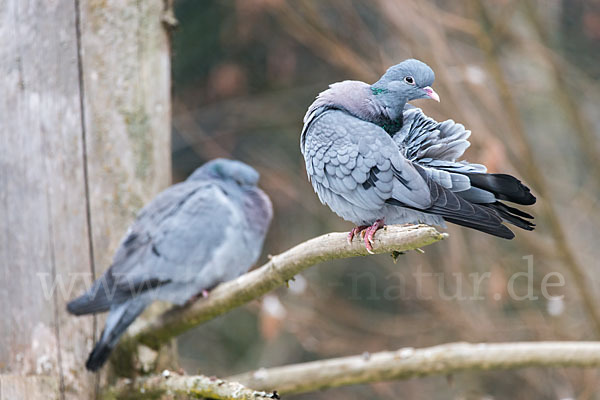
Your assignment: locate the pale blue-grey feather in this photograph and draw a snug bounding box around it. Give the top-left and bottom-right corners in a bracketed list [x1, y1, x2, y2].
[69, 158, 272, 316]
[394, 106, 496, 200]
[395, 107, 471, 163]
[302, 109, 432, 226]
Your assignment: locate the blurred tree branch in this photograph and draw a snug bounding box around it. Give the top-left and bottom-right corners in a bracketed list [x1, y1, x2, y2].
[230, 341, 600, 395]
[107, 373, 280, 400]
[110, 341, 600, 398]
[470, 0, 600, 339]
[115, 225, 446, 363]
[522, 0, 600, 180]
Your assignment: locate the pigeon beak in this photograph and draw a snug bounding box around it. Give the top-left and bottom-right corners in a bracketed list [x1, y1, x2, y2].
[423, 86, 440, 102]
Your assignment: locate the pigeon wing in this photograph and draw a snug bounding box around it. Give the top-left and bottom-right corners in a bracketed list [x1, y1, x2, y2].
[68, 181, 233, 313]
[113, 182, 235, 295]
[392, 106, 535, 232]
[303, 110, 433, 213]
[396, 106, 474, 163]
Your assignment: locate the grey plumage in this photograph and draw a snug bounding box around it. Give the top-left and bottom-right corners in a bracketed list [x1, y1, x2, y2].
[301, 59, 535, 250]
[67, 159, 272, 371]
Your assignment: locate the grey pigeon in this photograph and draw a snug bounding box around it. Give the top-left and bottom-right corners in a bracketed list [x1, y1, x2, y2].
[67, 159, 272, 371]
[301, 59, 535, 252]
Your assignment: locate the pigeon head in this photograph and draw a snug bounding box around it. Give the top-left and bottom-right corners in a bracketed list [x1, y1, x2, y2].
[371, 59, 439, 103]
[188, 158, 260, 187]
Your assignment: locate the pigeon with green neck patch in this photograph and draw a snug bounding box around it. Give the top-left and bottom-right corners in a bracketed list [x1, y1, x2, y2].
[301, 59, 535, 252]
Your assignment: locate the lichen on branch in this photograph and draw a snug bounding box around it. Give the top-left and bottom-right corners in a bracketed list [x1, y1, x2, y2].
[107, 372, 280, 400]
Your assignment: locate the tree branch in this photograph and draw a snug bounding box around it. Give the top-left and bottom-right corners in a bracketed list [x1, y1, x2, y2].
[119, 225, 446, 352]
[107, 372, 280, 400]
[110, 341, 600, 398]
[229, 341, 600, 395]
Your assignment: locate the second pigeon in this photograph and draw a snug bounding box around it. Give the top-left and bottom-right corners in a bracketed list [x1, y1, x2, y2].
[67, 158, 273, 371]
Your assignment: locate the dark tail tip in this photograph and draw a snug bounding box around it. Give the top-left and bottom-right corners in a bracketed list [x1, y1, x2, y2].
[485, 201, 535, 231]
[443, 216, 516, 239]
[66, 296, 88, 316]
[466, 173, 536, 205]
[85, 341, 113, 372]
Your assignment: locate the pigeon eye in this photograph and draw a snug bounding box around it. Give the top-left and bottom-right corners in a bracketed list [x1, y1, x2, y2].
[404, 76, 415, 85]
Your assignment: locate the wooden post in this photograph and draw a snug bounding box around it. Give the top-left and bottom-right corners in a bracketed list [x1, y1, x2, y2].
[0, 0, 171, 398]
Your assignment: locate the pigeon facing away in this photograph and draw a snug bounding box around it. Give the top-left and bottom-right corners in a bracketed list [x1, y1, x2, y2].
[67, 159, 272, 371]
[301, 59, 535, 252]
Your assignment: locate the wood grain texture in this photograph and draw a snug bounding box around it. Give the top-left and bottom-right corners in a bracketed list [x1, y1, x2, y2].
[78, 0, 172, 273]
[0, 0, 171, 398]
[0, 1, 93, 398]
[0, 376, 59, 400]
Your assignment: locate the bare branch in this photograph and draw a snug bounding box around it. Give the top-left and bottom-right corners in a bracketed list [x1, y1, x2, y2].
[109, 341, 600, 398]
[229, 341, 600, 395]
[119, 225, 446, 352]
[470, 0, 600, 338]
[107, 372, 280, 400]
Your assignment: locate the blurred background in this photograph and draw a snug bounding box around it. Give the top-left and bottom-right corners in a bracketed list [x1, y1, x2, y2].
[169, 1, 600, 398]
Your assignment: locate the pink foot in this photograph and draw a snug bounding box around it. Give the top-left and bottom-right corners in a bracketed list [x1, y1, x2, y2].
[185, 289, 210, 306]
[347, 225, 369, 244]
[363, 219, 385, 254]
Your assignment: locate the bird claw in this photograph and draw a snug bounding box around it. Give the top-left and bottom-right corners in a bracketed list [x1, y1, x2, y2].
[184, 289, 210, 306]
[347, 225, 368, 244]
[367, 231, 376, 246]
[363, 219, 385, 254]
[347, 220, 384, 253]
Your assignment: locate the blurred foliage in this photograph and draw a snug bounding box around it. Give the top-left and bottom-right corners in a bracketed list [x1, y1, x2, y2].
[170, 0, 600, 398]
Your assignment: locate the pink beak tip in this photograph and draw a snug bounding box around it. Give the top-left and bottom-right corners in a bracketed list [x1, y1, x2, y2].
[424, 86, 440, 102]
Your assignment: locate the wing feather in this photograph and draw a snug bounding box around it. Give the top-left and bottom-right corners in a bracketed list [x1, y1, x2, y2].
[303, 110, 432, 214]
[68, 182, 234, 312]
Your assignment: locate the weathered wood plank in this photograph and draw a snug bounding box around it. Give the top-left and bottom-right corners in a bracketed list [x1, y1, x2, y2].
[78, 0, 172, 273]
[0, 0, 171, 398]
[0, 376, 59, 400]
[77, 0, 172, 380]
[0, 0, 93, 398]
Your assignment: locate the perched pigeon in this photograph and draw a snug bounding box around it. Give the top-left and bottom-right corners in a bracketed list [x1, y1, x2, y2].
[67, 159, 272, 371]
[301, 59, 535, 252]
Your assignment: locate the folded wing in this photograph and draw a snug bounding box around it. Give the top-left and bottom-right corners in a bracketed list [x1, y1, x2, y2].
[67, 181, 233, 315]
[393, 106, 535, 232]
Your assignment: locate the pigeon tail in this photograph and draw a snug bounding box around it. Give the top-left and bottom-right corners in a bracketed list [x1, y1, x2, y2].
[67, 292, 111, 316]
[85, 300, 146, 371]
[442, 216, 515, 239]
[483, 201, 535, 231]
[388, 164, 519, 240]
[464, 173, 536, 205]
[86, 343, 113, 372]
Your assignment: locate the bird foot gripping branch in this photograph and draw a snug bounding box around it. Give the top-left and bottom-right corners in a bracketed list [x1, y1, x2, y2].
[347, 219, 386, 254]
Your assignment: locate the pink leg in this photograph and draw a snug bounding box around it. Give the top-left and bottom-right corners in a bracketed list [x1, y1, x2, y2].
[363, 219, 385, 254]
[185, 289, 210, 306]
[347, 225, 369, 244]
